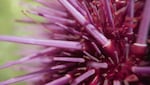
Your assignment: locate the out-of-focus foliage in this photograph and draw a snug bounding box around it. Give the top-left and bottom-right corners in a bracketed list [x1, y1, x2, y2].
[0, 0, 33, 85]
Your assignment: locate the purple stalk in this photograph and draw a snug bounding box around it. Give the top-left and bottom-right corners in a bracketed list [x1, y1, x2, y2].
[103, 79, 108, 85]
[81, 1, 94, 23]
[124, 81, 129, 85]
[83, 51, 99, 62]
[58, 0, 110, 46]
[0, 69, 53, 85]
[36, 0, 64, 11]
[30, 10, 75, 24]
[51, 64, 67, 70]
[113, 80, 121, 85]
[53, 57, 85, 63]
[43, 15, 75, 24]
[131, 0, 150, 55]
[114, 51, 119, 63]
[46, 74, 71, 85]
[86, 24, 110, 46]
[91, 42, 102, 55]
[68, 0, 87, 16]
[104, 0, 115, 29]
[88, 62, 108, 69]
[127, 0, 134, 34]
[58, 0, 87, 25]
[50, 63, 74, 70]
[125, 43, 130, 60]
[0, 36, 82, 50]
[115, 6, 127, 16]
[71, 69, 95, 85]
[132, 66, 150, 74]
[36, 6, 68, 17]
[0, 48, 57, 69]
[89, 74, 99, 85]
[136, 0, 150, 45]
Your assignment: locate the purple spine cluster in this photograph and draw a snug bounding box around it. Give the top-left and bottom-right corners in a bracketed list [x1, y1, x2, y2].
[0, 0, 150, 85]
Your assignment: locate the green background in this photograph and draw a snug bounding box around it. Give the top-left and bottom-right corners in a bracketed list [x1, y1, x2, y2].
[0, 0, 33, 85]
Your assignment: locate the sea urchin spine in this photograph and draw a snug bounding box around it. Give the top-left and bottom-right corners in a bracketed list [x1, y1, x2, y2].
[0, 0, 150, 85]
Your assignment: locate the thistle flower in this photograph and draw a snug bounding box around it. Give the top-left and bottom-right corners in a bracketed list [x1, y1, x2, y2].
[0, 0, 150, 85]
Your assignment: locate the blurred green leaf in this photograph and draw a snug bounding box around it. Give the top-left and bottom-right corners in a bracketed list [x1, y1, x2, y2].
[0, 0, 29, 85]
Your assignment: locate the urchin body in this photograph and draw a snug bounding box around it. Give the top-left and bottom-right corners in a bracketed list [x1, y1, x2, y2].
[0, 0, 150, 85]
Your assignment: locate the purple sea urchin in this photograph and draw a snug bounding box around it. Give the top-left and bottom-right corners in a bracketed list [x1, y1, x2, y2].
[0, 0, 150, 85]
